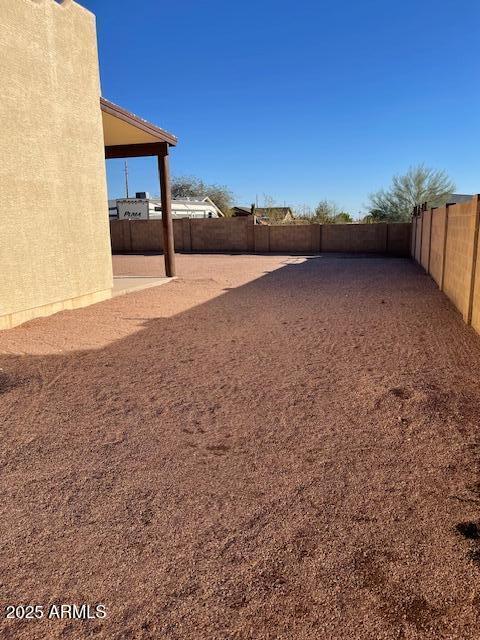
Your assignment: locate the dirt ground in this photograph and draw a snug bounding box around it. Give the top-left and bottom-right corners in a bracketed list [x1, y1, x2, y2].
[2, 253, 480, 639]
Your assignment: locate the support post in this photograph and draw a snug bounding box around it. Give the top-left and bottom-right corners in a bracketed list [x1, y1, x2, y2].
[157, 145, 176, 277]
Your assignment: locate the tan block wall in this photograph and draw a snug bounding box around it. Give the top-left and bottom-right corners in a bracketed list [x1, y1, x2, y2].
[443, 201, 477, 319]
[269, 225, 316, 253]
[322, 224, 387, 253]
[0, 0, 113, 327]
[429, 207, 446, 287]
[109, 220, 131, 253]
[387, 223, 411, 256]
[254, 225, 270, 253]
[412, 198, 480, 336]
[470, 225, 480, 334]
[109, 220, 185, 252]
[111, 219, 411, 256]
[190, 217, 253, 252]
[130, 221, 163, 252]
[420, 210, 432, 270]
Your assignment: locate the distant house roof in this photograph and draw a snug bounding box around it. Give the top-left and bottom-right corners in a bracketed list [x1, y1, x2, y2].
[447, 193, 473, 204]
[232, 206, 253, 217]
[255, 207, 294, 221]
[232, 206, 294, 222]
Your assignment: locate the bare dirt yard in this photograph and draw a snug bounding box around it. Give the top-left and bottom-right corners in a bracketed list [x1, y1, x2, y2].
[2, 254, 480, 639]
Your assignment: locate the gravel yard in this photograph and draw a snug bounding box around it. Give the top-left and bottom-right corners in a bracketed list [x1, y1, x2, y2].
[2, 254, 480, 639]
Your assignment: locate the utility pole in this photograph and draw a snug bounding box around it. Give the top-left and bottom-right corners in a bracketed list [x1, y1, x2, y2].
[124, 160, 129, 198]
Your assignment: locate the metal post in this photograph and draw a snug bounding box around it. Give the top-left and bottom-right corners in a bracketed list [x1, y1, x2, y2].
[157, 145, 176, 277]
[124, 160, 129, 198]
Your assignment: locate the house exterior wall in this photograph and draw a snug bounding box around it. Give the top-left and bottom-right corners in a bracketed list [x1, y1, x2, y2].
[0, 0, 113, 330]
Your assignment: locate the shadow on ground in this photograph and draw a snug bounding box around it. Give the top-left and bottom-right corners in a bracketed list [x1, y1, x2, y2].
[2, 256, 480, 639]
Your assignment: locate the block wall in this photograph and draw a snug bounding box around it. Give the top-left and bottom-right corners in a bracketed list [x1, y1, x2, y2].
[110, 219, 411, 256]
[412, 197, 480, 331]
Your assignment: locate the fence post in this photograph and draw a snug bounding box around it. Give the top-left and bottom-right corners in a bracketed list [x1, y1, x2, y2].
[465, 195, 480, 325]
[427, 207, 435, 274]
[411, 215, 417, 259]
[440, 204, 450, 291]
[418, 204, 426, 265]
[417, 213, 422, 262]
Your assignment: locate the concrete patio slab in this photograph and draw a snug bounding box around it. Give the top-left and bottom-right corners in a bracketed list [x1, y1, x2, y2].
[112, 275, 173, 297]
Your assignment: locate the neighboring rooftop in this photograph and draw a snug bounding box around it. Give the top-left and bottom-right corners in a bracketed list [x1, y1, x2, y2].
[232, 206, 294, 222]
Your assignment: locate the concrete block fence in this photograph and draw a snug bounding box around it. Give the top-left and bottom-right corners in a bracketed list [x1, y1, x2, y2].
[412, 196, 480, 333]
[110, 218, 411, 257]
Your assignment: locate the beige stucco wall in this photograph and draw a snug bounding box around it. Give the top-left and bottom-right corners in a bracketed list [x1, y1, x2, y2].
[0, 0, 112, 329]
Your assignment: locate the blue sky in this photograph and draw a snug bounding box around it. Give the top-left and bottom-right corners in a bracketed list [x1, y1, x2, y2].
[82, 0, 480, 215]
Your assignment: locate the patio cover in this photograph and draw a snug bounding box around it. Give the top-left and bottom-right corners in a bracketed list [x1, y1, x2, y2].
[101, 98, 177, 276]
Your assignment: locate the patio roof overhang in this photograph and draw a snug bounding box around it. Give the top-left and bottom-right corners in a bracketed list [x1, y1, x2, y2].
[101, 97, 177, 151]
[100, 97, 177, 277]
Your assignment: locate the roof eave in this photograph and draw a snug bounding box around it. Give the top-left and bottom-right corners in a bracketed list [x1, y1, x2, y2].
[100, 97, 178, 147]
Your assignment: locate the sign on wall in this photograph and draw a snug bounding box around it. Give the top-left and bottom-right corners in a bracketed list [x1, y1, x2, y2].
[117, 199, 149, 220]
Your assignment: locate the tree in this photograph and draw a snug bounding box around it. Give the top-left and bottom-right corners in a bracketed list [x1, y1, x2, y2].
[171, 176, 234, 216]
[313, 200, 339, 223]
[293, 200, 353, 224]
[333, 211, 353, 224]
[312, 201, 353, 224]
[367, 165, 455, 222]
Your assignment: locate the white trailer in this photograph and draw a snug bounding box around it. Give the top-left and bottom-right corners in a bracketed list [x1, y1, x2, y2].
[111, 196, 223, 220]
